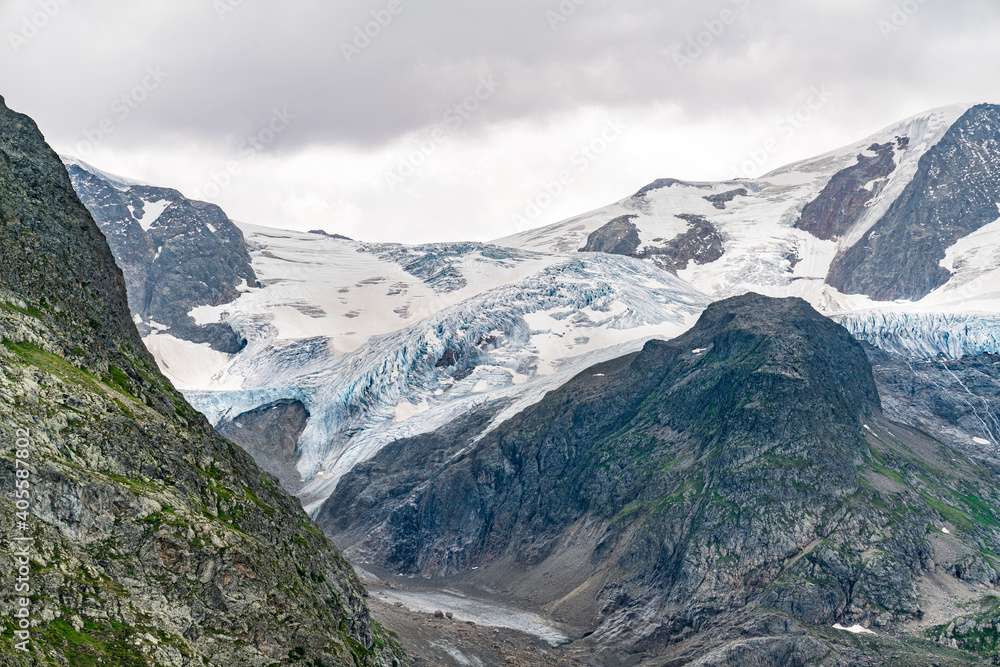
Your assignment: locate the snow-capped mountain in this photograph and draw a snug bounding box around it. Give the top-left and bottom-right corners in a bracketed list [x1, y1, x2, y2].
[65, 103, 1000, 512]
[170, 228, 708, 511]
[65, 156, 257, 352]
[500, 104, 1000, 324]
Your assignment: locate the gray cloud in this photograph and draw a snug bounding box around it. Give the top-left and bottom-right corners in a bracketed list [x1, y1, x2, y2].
[4, 1, 996, 148]
[0, 0, 997, 242]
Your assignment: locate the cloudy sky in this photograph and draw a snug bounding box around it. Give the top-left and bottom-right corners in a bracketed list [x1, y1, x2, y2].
[1, 0, 997, 243]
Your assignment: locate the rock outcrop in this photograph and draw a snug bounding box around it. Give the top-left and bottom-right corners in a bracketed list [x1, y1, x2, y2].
[578, 215, 641, 256]
[796, 141, 899, 241]
[321, 293, 1000, 664]
[66, 159, 258, 353]
[829, 104, 1000, 301]
[0, 95, 404, 666]
[216, 399, 311, 493]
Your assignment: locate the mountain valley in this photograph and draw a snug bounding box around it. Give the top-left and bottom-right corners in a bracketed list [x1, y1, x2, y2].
[3, 95, 1000, 665]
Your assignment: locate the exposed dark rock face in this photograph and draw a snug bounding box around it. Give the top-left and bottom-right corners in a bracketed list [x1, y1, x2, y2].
[828, 104, 1000, 301]
[323, 293, 1000, 664]
[578, 215, 641, 256]
[864, 344, 1000, 471]
[309, 229, 352, 240]
[216, 399, 311, 494]
[0, 96, 404, 666]
[67, 162, 258, 353]
[796, 142, 898, 240]
[579, 214, 725, 273]
[634, 178, 711, 198]
[365, 242, 521, 294]
[318, 405, 503, 545]
[643, 214, 725, 272]
[435, 347, 459, 368]
[704, 188, 748, 210]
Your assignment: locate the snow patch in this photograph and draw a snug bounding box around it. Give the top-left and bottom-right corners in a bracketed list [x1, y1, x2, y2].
[973, 437, 992, 445]
[832, 624, 876, 636]
[143, 333, 243, 391]
[394, 399, 429, 423]
[134, 198, 172, 231]
[939, 217, 1000, 274]
[60, 155, 151, 190]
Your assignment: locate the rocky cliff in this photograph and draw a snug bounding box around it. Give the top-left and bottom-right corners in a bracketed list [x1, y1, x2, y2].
[65, 159, 258, 353]
[828, 104, 1000, 301]
[322, 293, 1000, 665]
[0, 96, 404, 665]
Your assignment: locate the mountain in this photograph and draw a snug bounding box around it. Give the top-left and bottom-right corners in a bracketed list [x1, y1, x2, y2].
[500, 104, 1000, 349]
[65, 157, 258, 353]
[0, 96, 404, 665]
[58, 185, 711, 510]
[320, 293, 1000, 665]
[499, 105, 1000, 308]
[62, 104, 1000, 514]
[50, 102, 1000, 663]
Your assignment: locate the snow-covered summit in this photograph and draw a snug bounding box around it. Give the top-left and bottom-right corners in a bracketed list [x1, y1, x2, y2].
[61, 155, 153, 191]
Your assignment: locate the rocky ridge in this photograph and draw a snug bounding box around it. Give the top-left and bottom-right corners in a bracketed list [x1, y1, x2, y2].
[829, 104, 1000, 301]
[321, 294, 1000, 665]
[0, 95, 404, 666]
[65, 158, 258, 353]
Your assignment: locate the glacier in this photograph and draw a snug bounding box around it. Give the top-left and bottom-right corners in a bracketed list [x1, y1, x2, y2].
[178, 241, 708, 512]
[834, 311, 1000, 359]
[64, 104, 1000, 513]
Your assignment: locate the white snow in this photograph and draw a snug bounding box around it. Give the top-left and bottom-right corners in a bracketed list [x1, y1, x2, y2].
[493, 106, 989, 343]
[942, 527, 951, 534]
[832, 623, 877, 636]
[60, 155, 151, 190]
[394, 399, 429, 423]
[142, 333, 243, 391]
[973, 437, 992, 445]
[133, 198, 172, 231]
[174, 237, 708, 512]
[497, 107, 967, 304]
[489, 111, 1000, 361]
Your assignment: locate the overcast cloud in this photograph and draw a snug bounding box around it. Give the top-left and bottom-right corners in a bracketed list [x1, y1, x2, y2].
[1, 0, 997, 243]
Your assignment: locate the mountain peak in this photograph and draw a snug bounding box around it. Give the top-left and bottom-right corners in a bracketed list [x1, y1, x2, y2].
[323, 291, 1000, 663]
